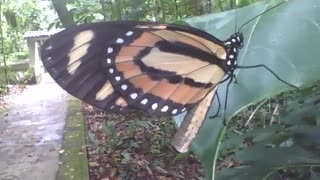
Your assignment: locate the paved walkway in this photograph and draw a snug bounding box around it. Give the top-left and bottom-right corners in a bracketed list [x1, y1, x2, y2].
[0, 74, 69, 180]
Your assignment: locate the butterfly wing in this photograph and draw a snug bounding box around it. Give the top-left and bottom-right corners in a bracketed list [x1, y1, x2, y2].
[171, 86, 218, 153]
[106, 23, 228, 116]
[41, 23, 136, 113]
[40, 21, 228, 115]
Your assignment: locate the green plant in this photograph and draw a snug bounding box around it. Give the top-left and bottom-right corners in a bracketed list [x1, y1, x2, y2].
[1, 0, 44, 62]
[217, 81, 320, 179]
[22, 68, 36, 84]
[1, 67, 35, 85]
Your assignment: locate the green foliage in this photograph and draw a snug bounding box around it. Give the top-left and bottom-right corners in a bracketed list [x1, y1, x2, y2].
[68, 1, 103, 23]
[0, 66, 35, 85]
[2, 0, 42, 30]
[0, 84, 6, 94]
[175, 0, 320, 179]
[0, 0, 49, 64]
[8, 52, 29, 62]
[50, 0, 262, 27]
[20, 68, 36, 84]
[218, 82, 320, 180]
[0, 0, 53, 90]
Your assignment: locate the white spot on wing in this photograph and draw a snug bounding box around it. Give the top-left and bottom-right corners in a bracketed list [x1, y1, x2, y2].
[109, 68, 114, 73]
[172, 109, 178, 114]
[227, 60, 231, 65]
[116, 38, 124, 44]
[107, 47, 113, 53]
[126, 31, 134, 36]
[141, 98, 148, 105]
[232, 39, 236, 43]
[181, 107, 186, 112]
[161, 105, 169, 112]
[107, 58, 112, 64]
[115, 76, 121, 81]
[130, 93, 138, 99]
[46, 45, 53, 50]
[229, 54, 234, 59]
[152, 103, 158, 110]
[121, 84, 128, 91]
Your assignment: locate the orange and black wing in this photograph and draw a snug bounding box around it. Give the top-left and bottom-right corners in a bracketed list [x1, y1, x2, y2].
[40, 21, 228, 115]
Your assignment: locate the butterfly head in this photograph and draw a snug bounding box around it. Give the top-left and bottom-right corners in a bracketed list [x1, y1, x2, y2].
[226, 32, 244, 49]
[235, 32, 244, 48]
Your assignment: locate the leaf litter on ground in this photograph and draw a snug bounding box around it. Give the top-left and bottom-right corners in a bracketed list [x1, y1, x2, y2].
[83, 104, 205, 179]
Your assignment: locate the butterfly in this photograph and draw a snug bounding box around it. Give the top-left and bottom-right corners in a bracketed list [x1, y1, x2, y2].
[40, 1, 296, 153]
[40, 21, 243, 152]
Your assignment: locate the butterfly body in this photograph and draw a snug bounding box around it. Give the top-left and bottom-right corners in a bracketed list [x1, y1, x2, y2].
[41, 21, 243, 152]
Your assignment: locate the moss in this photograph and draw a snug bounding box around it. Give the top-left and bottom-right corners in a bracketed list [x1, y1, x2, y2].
[57, 98, 89, 180]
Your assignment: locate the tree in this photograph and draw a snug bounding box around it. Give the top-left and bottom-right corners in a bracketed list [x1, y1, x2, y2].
[51, 0, 75, 27]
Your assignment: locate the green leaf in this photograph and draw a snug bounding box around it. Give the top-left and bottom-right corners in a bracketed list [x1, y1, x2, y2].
[217, 85, 320, 180]
[174, 0, 320, 179]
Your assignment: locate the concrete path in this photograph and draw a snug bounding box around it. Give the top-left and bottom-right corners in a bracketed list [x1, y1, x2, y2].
[0, 74, 69, 180]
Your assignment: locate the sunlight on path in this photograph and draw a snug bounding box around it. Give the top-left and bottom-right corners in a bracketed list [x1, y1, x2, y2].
[0, 73, 69, 180]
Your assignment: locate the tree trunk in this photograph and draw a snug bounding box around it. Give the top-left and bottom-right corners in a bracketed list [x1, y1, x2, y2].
[51, 0, 75, 28]
[111, 0, 123, 21]
[159, 0, 167, 22]
[207, 0, 212, 13]
[100, 0, 107, 21]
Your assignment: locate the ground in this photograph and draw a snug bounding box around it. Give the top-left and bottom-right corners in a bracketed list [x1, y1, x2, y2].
[84, 106, 204, 179]
[0, 75, 68, 180]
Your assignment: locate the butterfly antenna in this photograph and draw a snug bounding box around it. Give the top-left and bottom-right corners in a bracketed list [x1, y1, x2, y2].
[234, 0, 239, 33]
[237, 0, 287, 32]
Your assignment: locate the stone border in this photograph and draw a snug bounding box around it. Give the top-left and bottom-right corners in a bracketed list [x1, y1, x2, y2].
[56, 98, 89, 180]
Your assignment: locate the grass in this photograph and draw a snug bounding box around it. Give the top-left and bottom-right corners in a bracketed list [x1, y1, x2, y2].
[57, 98, 89, 180]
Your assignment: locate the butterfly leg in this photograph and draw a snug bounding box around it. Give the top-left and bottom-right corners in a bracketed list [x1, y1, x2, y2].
[223, 76, 234, 126]
[233, 74, 239, 84]
[209, 92, 221, 119]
